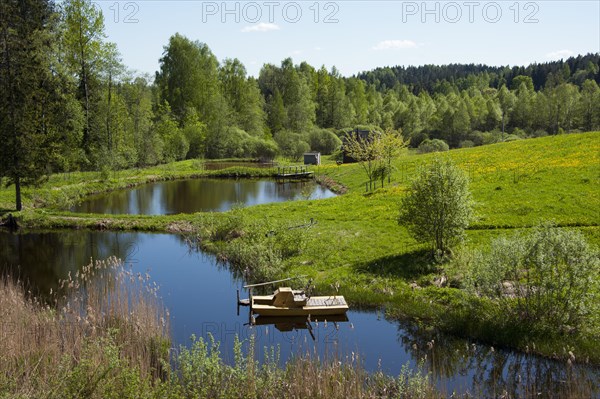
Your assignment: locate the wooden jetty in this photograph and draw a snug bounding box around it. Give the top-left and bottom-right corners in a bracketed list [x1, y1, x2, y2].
[276, 166, 314, 180]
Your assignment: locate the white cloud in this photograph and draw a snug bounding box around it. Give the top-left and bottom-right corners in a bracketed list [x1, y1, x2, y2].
[290, 50, 302, 56]
[372, 40, 418, 51]
[241, 23, 280, 33]
[314, 46, 323, 51]
[546, 49, 574, 59]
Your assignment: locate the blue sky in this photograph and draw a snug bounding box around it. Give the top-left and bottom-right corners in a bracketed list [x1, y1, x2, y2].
[94, 0, 600, 77]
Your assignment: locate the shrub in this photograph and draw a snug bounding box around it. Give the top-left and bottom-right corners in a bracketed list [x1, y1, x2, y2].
[254, 138, 279, 162]
[467, 222, 600, 333]
[273, 130, 310, 161]
[502, 134, 522, 142]
[417, 139, 449, 154]
[398, 157, 474, 258]
[480, 131, 501, 145]
[163, 128, 190, 162]
[183, 120, 207, 159]
[206, 127, 275, 159]
[307, 128, 342, 155]
[512, 127, 529, 138]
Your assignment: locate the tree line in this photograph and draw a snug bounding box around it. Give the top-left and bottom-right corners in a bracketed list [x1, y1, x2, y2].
[1, 0, 599, 210]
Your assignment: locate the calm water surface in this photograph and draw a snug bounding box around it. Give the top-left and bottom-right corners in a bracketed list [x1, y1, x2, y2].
[1, 230, 598, 397]
[71, 179, 335, 215]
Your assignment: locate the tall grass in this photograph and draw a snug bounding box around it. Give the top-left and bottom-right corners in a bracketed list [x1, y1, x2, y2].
[172, 334, 438, 399]
[0, 257, 170, 397]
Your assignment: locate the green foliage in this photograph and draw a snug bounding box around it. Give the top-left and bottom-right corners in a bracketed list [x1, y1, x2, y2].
[273, 130, 310, 161]
[207, 127, 276, 159]
[55, 335, 153, 399]
[467, 223, 600, 333]
[342, 129, 382, 187]
[182, 116, 207, 159]
[417, 139, 449, 154]
[0, 0, 79, 210]
[399, 158, 474, 256]
[155, 34, 224, 134]
[198, 211, 312, 282]
[379, 129, 409, 183]
[163, 128, 189, 163]
[253, 138, 279, 161]
[219, 59, 266, 136]
[307, 128, 342, 154]
[62, 0, 112, 168]
[152, 107, 182, 163]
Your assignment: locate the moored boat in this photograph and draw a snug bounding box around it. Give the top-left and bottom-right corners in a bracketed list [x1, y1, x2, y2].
[251, 286, 348, 317]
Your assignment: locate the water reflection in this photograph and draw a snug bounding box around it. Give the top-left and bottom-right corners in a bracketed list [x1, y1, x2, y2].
[397, 321, 600, 397]
[70, 179, 336, 215]
[252, 315, 350, 341]
[0, 230, 142, 296]
[0, 229, 598, 396]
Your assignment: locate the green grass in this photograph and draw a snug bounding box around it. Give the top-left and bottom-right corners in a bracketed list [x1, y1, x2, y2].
[2, 132, 600, 364]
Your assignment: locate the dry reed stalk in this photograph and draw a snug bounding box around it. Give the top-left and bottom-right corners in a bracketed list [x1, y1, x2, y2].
[0, 257, 170, 395]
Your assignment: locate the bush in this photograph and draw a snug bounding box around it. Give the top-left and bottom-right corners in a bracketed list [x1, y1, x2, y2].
[512, 127, 529, 138]
[417, 139, 449, 154]
[408, 131, 428, 148]
[163, 128, 190, 162]
[183, 120, 206, 159]
[398, 158, 474, 258]
[307, 128, 342, 155]
[254, 138, 279, 161]
[502, 134, 521, 142]
[467, 222, 600, 333]
[153, 112, 185, 162]
[480, 131, 501, 145]
[206, 127, 274, 159]
[458, 140, 474, 148]
[273, 130, 310, 161]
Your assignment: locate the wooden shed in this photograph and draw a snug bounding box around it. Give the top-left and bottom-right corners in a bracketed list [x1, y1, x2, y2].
[303, 152, 321, 165]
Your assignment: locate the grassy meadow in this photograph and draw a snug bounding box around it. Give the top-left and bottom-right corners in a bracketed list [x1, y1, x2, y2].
[1, 131, 600, 364]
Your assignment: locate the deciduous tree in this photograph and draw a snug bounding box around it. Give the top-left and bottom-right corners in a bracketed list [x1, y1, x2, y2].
[398, 158, 474, 257]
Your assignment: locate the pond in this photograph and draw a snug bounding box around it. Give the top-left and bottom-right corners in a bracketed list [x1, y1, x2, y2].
[1, 230, 598, 397]
[70, 179, 336, 215]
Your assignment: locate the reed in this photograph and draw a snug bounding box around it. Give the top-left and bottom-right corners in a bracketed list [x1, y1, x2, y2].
[0, 257, 170, 397]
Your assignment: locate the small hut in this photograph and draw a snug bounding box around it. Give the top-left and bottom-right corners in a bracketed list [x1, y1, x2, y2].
[303, 152, 321, 165]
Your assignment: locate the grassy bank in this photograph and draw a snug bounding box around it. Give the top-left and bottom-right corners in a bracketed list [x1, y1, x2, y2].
[2, 132, 600, 365]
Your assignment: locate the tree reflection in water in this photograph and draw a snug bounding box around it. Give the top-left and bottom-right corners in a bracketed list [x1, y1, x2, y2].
[397, 321, 600, 397]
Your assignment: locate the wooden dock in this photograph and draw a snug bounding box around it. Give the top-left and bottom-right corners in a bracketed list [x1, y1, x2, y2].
[276, 166, 314, 180]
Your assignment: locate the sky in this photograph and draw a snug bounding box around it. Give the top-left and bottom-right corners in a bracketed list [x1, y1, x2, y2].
[93, 0, 600, 77]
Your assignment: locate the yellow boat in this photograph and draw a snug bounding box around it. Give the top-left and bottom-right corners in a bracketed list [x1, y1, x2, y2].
[251, 287, 348, 317]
